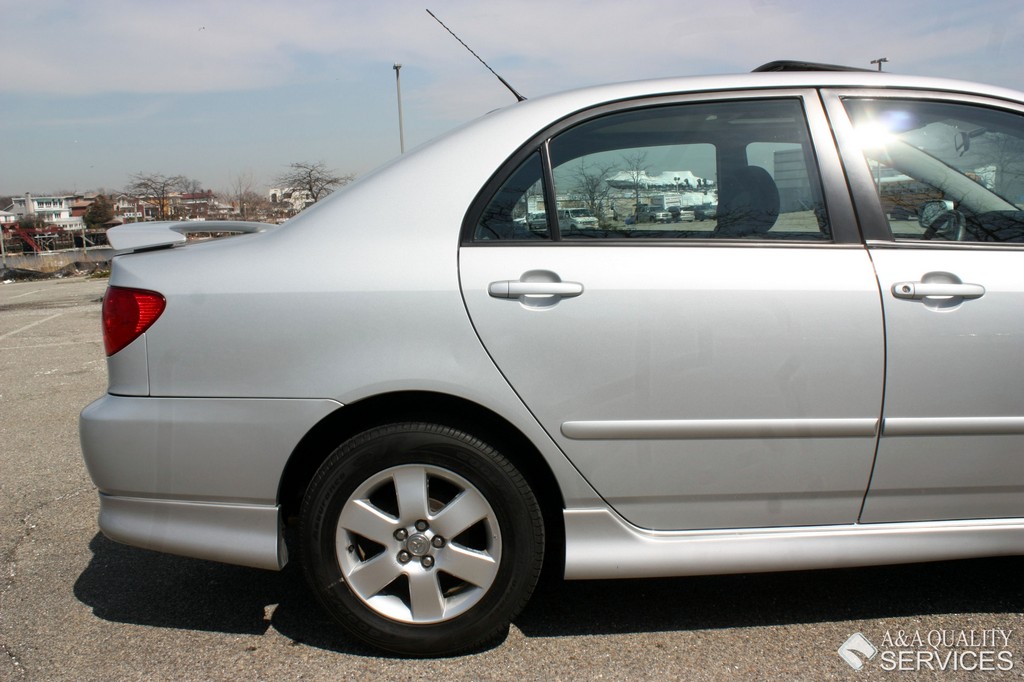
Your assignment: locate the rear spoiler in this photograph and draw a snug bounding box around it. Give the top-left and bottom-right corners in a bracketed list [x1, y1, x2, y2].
[106, 221, 277, 253]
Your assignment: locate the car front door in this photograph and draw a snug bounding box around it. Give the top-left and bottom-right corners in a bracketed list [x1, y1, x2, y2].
[460, 92, 886, 531]
[827, 92, 1024, 523]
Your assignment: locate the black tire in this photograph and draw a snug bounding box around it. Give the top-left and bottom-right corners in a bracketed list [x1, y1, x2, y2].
[300, 422, 544, 656]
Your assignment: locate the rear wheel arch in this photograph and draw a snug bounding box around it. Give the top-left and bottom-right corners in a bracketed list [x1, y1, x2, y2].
[278, 391, 565, 566]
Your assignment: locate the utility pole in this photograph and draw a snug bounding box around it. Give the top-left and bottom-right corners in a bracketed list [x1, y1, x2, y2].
[870, 57, 889, 71]
[393, 63, 405, 154]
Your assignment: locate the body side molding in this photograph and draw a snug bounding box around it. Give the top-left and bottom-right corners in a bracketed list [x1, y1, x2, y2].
[561, 418, 879, 440]
[563, 508, 1024, 579]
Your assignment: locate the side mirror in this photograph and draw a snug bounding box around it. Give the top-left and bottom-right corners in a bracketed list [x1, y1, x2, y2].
[954, 127, 987, 156]
[919, 200, 965, 240]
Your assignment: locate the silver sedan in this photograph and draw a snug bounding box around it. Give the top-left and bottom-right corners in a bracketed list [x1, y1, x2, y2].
[81, 62, 1024, 656]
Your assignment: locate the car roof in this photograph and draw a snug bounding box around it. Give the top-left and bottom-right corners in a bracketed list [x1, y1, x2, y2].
[509, 69, 1024, 119]
[292, 65, 1024, 235]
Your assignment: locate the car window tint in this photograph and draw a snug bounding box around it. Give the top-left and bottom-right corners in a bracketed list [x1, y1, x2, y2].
[844, 98, 1024, 243]
[474, 152, 550, 240]
[747, 142, 830, 237]
[547, 99, 831, 240]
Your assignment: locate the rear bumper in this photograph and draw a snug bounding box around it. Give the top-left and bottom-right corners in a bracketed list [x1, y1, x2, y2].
[80, 393, 343, 569]
[99, 494, 286, 570]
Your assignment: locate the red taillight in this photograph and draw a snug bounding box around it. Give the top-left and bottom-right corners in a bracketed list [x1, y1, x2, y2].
[102, 286, 166, 356]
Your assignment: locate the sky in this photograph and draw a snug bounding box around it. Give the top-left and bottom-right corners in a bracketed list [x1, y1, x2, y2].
[3, 0, 1023, 197]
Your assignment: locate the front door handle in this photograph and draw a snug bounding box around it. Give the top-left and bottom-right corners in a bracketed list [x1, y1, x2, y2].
[488, 281, 584, 298]
[892, 281, 985, 300]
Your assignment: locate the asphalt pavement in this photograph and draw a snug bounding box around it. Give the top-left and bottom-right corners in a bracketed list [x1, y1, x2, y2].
[1, 276, 1022, 680]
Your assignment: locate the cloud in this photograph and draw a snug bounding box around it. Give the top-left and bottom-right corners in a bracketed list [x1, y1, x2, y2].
[6, 0, 1023, 100]
[4, 0, 1024, 193]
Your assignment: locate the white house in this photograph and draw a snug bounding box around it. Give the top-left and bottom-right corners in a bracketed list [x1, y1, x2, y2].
[268, 187, 314, 213]
[8, 193, 85, 230]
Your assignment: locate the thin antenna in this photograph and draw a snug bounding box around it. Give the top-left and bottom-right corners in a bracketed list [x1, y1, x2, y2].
[426, 9, 526, 102]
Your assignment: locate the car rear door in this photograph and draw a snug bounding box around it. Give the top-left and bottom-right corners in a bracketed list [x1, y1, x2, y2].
[459, 91, 886, 532]
[825, 90, 1024, 522]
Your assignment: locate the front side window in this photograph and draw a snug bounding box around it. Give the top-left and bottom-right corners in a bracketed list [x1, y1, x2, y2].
[472, 98, 831, 241]
[844, 98, 1024, 242]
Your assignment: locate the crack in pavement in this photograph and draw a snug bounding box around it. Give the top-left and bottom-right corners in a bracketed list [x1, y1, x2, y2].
[2, 489, 86, 592]
[1, 642, 26, 679]
[0, 489, 88, 679]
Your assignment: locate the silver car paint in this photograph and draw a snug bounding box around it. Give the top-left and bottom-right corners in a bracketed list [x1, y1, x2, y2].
[106, 334, 149, 396]
[563, 509, 1024, 579]
[817, 87, 1024, 523]
[863, 247, 1024, 522]
[460, 245, 885, 530]
[83, 101, 615, 566]
[81, 396, 341, 502]
[97, 495, 285, 571]
[81, 70, 1024, 575]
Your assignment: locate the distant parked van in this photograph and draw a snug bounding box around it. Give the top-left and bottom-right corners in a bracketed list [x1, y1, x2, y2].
[557, 208, 598, 230]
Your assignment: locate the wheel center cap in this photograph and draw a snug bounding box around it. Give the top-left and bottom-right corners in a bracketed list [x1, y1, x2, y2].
[406, 533, 431, 556]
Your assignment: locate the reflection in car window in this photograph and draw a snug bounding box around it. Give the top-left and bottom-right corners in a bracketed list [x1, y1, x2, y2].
[547, 99, 830, 240]
[844, 99, 1024, 243]
[472, 99, 832, 242]
[474, 152, 549, 240]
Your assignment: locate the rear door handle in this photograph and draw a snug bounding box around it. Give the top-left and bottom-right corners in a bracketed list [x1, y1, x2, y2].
[892, 281, 985, 300]
[488, 281, 584, 298]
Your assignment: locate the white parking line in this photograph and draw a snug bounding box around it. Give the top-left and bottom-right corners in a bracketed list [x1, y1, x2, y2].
[0, 312, 64, 341]
[9, 288, 45, 300]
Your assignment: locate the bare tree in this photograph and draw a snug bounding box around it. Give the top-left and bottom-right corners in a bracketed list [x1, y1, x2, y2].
[226, 172, 275, 222]
[181, 177, 205, 200]
[179, 177, 211, 220]
[620, 151, 650, 222]
[229, 172, 256, 220]
[276, 161, 354, 205]
[572, 158, 617, 226]
[986, 133, 1024, 200]
[125, 172, 189, 220]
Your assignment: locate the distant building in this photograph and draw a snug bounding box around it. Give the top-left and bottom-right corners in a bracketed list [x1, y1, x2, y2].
[115, 195, 156, 222]
[7, 193, 85, 230]
[70, 194, 102, 219]
[179, 190, 216, 220]
[268, 187, 313, 213]
[606, 170, 710, 191]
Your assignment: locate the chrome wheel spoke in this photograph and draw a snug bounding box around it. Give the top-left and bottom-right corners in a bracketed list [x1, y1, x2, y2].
[440, 546, 498, 588]
[407, 570, 445, 622]
[346, 553, 402, 599]
[392, 465, 430, 522]
[339, 499, 397, 546]
[431, 488, 490, 539]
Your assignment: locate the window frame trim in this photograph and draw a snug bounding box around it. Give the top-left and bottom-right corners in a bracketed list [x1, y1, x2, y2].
[461, 88, 862, 246]
[821, 87, 1024, 246]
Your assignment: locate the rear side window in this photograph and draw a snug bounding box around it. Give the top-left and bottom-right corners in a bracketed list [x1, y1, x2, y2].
[843, 98, 1024, 243]
[473, 152, 548, 240]
[473, 98, 832, 241]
